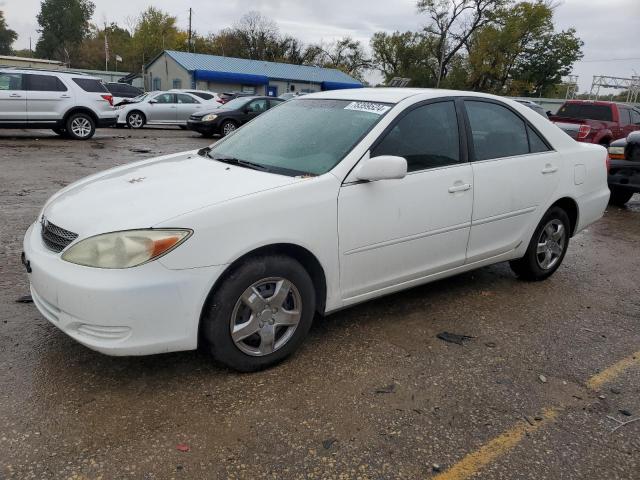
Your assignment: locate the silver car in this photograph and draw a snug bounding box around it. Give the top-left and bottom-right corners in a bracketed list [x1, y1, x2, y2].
[115, 91, 206, 129]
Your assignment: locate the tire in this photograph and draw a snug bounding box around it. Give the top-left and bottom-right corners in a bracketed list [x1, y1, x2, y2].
[65, 113, 95, 140]
[201, 255, 316, 372]
[609, 189, 633, 207]
[509, 206, 571, 281]
[220, 120, 238, 136]
[126, 110, 145, 129]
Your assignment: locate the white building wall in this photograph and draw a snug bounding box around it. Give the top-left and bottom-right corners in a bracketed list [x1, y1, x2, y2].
[145, 53, 191, 91]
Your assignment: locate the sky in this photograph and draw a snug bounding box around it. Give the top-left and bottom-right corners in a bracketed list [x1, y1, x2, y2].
[2, 0, 639, 93]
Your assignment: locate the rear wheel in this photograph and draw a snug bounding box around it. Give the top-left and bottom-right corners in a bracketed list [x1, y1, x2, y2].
[126, 111, 145, 129]
[201, 255, 316, 372]
[510, 206, 570, 281]
[609, 189, 633, 207]
[65, 113, 95, 140]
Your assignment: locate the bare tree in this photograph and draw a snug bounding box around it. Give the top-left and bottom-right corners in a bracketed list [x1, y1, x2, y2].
[233, 11, 280, 60]
[417, 0, 507, 86]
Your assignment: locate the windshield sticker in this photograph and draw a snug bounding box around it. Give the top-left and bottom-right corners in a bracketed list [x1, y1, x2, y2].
[344, 102, 391, 115]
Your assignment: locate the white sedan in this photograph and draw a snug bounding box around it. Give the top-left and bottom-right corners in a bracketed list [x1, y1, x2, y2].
[115, 91, 207, 129]
[23, 88, 609, 371]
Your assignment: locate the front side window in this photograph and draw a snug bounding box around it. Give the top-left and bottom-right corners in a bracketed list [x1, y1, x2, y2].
[247, 99, 268, 113]
[465, 101, 529, 161]
[176, 93, 198, 104]
[0, 72, 23, 90]
[27, 74, 67, 92]
[153, 93, 175, 104]
[372, 101, 461, 172]
[208, 99, 390, 176]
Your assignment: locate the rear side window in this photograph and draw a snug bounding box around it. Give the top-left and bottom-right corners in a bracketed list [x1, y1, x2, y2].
[72, 78, 108, 93]
[527, 125, 551, 153]
[268, 99, 284, 109]
[372, 101, 461, 172]
[0, 72, 23, 90]
[465, 101, 529, 160]
[176, 93, 198, 104]
[190, 91, 213, 100]
[556, 103, 613, 122]
[26, 74, 67, 92]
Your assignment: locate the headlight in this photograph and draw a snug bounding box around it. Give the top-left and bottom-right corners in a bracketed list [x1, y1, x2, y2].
[61, 229, 192, 269]
[202, 114, 218, 122]
[608, 146, 624, 155]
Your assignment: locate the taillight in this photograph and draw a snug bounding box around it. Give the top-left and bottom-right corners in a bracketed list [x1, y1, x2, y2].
[101, 94, 113, 106]
[577, 124, 591, 139]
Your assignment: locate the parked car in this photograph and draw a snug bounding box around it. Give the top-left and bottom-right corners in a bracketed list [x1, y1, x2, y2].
[105, 82, 143, 106]
[22, 88, 609, 371]
[115, 91, 207, 129]
[607, 131, 640, 206]
[0, 68, 117, 140]
[170, 89, 219, 103]
[549, 100, 640, 146]
[187, 96, 285, 137]
[515, 99, 548, 118]
[217, 91, 254, 104]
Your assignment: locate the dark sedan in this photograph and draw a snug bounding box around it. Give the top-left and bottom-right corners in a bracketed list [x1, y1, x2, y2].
[187, 96, 284, 137]
[608, 131, 640, 206]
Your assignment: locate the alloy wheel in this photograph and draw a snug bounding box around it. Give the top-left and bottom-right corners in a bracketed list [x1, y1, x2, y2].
[223, 122, 236, 135]
[536, 219, 566, 270]
[230, 277, 302, 356]
[70, 117, 92, 138]
[128, 113, 144, 128]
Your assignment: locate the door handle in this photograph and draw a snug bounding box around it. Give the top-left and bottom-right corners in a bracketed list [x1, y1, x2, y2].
[9, 93, 22, 98]
[541, 165, 558, 174]
[60, 94, 71, 98]
[448, 183, 472, 193]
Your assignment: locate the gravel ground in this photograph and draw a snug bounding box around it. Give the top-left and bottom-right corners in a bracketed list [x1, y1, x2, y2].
[1, 128, 639, 479]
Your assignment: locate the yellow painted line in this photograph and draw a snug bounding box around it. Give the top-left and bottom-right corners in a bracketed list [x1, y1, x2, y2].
[433, 350, 640, 480]
[586, 350, 640, 391]
[432, 408, 560, 480]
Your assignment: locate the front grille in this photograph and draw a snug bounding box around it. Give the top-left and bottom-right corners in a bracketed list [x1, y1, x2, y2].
[40, 218, 78, 253]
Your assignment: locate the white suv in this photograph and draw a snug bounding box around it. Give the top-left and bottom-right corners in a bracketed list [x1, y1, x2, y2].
[0, 68, 118, 140]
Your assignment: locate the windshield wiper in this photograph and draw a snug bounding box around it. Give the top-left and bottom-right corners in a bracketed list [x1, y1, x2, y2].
[206, 151, 270, 172]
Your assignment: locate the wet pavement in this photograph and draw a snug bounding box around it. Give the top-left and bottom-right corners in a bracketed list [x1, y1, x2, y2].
[1, 128, 639, 479]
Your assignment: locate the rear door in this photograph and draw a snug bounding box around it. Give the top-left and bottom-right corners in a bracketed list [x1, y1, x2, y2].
[25, 73, 70, 122]
[463, 99, 560, 263]
[147, 93, 177, 123]
[0, 72, 26, 122]
[175, 93, 202, 121]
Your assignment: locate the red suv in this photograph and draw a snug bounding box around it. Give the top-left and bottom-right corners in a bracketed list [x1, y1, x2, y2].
[549, 100, 640, 146]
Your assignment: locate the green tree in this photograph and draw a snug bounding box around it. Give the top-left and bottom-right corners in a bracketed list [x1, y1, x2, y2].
[371, 31, 437, 86]
[35, 0, 95, 64]
[131, 7, 180, 66]
[0, 10, 18, 55]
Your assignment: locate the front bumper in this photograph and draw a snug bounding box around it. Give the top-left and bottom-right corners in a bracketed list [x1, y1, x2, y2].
[187, 119, 219, 135]
[23, 222, 224, 356]
[608, 159, 640, 193]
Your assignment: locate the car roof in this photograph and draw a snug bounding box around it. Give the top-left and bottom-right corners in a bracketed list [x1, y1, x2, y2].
[0, 67, 102, 81]
[303, 87, 512, 104]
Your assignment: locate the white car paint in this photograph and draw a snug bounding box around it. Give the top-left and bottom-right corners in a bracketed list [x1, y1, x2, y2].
[23, 88, 610, 357]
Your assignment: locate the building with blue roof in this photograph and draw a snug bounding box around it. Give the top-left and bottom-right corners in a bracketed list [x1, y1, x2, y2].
[144, 50, 363, 97]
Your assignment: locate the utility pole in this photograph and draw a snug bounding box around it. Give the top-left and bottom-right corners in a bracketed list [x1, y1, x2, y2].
[188, 8, 192, 52]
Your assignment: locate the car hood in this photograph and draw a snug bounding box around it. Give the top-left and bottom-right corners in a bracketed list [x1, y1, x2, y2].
[42, 150, 300, 238]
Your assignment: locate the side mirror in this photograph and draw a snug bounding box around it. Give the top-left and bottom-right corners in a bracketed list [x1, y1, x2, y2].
[148, 99, 157, 104]
[354, 153, 407, 182]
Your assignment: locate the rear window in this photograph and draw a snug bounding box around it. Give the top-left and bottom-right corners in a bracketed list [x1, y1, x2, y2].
[72, 78, 108, 93]
[556, 103, 613, 122]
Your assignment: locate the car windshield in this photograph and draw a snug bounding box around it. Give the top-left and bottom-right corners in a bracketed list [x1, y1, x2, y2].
[208, 99, 391, 176]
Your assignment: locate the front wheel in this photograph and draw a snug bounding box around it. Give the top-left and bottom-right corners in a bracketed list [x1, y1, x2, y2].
[220, 120, 237, 136]
[201, 255, 316, 372]
[609, 189, 633, 207]
[65, 113, 95, 140]
[126, 111, 145, 129]
[510, 206, 570, 281]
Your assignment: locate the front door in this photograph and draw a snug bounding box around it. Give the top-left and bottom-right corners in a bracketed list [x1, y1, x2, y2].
[463, 99, 560, 262]
[147, 92, 177, 123]
[244, 99, 268, 124]
[0, 72, 26, 122]
[338, 100, 473, 301]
